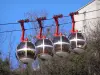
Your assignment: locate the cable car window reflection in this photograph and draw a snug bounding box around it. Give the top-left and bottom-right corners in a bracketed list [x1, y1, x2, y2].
[69, 33, 76, 40]
[77, 33, 84, 39]
[70, 41, 76, 49]
[53, 37, 60, 43]
[36, 47, 43, 54]
[62, 36, 69, 43]
[27, 50, 35, 58]
[77, 41, 85, 48]
[35, 39, 43, 46]
[44, 47, 53, 55]
[17, 51, 25, 58]
[62, 44, 69, 52]
[27, 42, 35, 49]
[54, 44, 61, 52]
[44, 39, 52, 45]
[17, 42, 25, 49]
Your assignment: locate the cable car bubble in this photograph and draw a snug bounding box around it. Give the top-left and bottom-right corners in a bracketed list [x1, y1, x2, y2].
[69, 32, 86, 54]
[16, 20, 36, 64]
[53, 15, 70, 58]
[69, 12, 86, 54]
[53, 35, 70, 57]
[35, 38, 53, 60]
[35, 17, 53, 60]
[16, 41, 36, 64]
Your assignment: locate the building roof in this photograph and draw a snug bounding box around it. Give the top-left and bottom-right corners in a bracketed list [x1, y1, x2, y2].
[77, 0, 95, 11]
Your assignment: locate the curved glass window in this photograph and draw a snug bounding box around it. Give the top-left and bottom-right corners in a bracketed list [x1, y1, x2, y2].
[27, 42, 35, 49]
[53, 36, 60, 43]
[35, 39, 43, 46]
[54, 44, 61, 52]
[70, 41, 76, 49]
[77, 33, 84, 39]
[77, 41, 85, 48]
[62, 44, 69, 52]
[68, 33, 76, 40]
[36, 47, 43, 54]
[17, 51, 25, 59]
[62, 36, 69, 43]
[27, 50, 35, 59]
[17, 42, 26, 50]
[44, 39, 52, 45]
[44, 47, 53, 55]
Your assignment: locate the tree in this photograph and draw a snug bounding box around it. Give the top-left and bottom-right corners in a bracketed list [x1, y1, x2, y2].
[0, 56, 10, 75]
[1, 11, 100, 75]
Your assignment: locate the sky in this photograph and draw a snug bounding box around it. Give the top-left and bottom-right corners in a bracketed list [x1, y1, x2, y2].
[0, 0, 91, 69]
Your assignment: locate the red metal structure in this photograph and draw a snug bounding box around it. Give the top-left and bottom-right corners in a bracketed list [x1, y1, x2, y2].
[18, 19, 29, 42]
[53, 14, 63, 36]
[36, 17, 46, 39]
[69, 12, 78, 33]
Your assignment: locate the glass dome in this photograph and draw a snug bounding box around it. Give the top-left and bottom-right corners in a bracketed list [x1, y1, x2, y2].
[53, 35, 70, 57]
[69, 32, 86, 54]
[16, 41, 36, 64]
[35, 38, 53, 60]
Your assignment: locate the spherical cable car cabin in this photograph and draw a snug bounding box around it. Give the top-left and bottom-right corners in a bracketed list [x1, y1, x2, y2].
[53, 15, 70, 57]
[17, 41, 36, 64]
[16, 19, 36, 64]
[68, 12, 86, 54]
[53, 35, 70, 57]
[35, 38, 53, 60]
[69, 32, 86, 54]
[35, 17, 53, 60]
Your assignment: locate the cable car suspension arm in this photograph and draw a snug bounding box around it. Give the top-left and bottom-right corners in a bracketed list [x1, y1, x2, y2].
[53, 14, 63, 36]
[18, 19, 29, 42]
[69, 12, 78, 33]
[36, 17, 46, 39]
